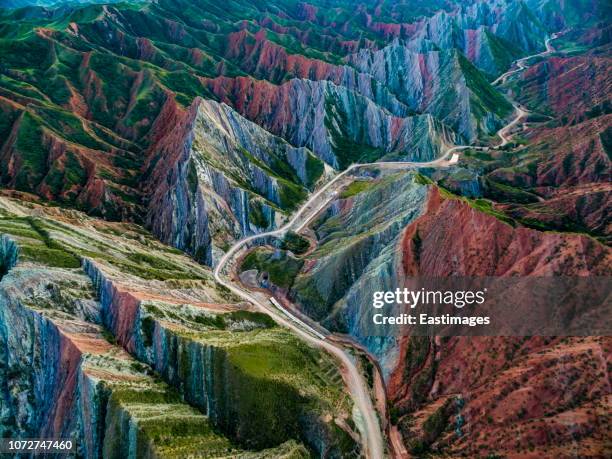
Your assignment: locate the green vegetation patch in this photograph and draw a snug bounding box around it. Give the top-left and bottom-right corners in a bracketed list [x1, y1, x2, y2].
[161, 325, 353, 453]
[248, 199, 269, 229]
[485, 178, 541, 204]
[112, 250, 203, 281]
[280, 231, 310, 255]
[104, 383, 244, 458]
[324, 95, 386, 169]
[142, 301, 276, 333]
[19, 245, 81, 269]
[210, 328, 351, 450]
[305, 153, 325, 189]
[241, 248, 304, 289]
[339, 179, 374, 198]
[458, 53, 513, 119]
[128, 251, 183, 271]
[467, 198, 516, 226]
[0, 217, 81, 268]
[14, 113, 48, 188]
[278, 181, 307, 212]
[484, 30, 522, 76]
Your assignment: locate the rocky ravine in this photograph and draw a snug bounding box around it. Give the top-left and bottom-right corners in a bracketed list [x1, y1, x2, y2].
[204, 77, 456, 169]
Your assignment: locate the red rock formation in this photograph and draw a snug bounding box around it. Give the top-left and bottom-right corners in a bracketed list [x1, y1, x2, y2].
[520, 56, 611, 122]
[136, 37, 156, 61]
[490, 114, 611, 239]
[224, 29, 349, 84]
[389, 187, 611, 457]
[45, 332, 83, 437]
[142, 94, 195, 183]
[79, 52, 107, 120]
[400, 188, 610, 277]
[297, 2, 318, 22]
[203, 76, 294, 134]
[532, 117, 611, 189]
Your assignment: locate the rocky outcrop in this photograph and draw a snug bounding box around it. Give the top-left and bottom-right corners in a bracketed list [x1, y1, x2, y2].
[0, 99, 141, 221]
[399, 187, 610, 277]
[284, 176, 610, 456]
[0, 249, 245, 458]
[354, 0, 548, 73]
[346, 44, 513, 141]
[525, 0, 606, 31]
[486, 113, 612, 240]
[0, 235, 18, 278]
[144, 97, 324, 266]
[386, 187, 611, 456]
[290, 174, 608, 367]
[516, 55, 611, 123]
[291, 171, 429, 373]
[0, 0, 555, 229]
[392, 334, 611, 457]
[422, 0, 547, 63]
[223, 29, 408, 114]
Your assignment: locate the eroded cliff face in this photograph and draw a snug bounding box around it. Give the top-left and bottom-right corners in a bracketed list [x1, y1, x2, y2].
[223, 28, 409, 113]
[0, 1, 609, 457]
[517, 55, 611, 123]
[205, 77, 455, 168]
[477, 41, 612, 242]
[414, 0, 547, 68]
[387, 187, 611, 457]
[0, 198, 360, 457]
[0, 244, 251, 458]
[0, 97, 143, 221]
[220, 23, 511, 143]
[278, 176, 610, 457]
[83, 258, 357, 455]
[399, 187, 610, 277]
[0, 0, 596, 228]
[145, 97, 325, 266]
[346, 45, 512, 142]
[490, 114, 612, 242]
[289, 172, 427, 372]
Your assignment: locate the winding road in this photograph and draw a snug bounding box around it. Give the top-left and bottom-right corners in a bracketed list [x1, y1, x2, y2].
[493, 33, 562, 146]
[492, 33, 561, 86]
[213, 33, 560, 459]
[213, 143, 482, 459]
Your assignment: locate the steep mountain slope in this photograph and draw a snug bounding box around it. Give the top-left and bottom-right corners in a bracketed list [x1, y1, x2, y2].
[489, 115, 612, 241]
[144, 96, 325, 265]
[347, 44, 513, 141]
[389, 187, 610, 457]
[461, 24, 612, 242]
[205, 76, 455, 168]
[515, 55, 611, 122]
[0, 196, 359, 456]
[0, 1, 610, 457]
[257, 176, 610, 457]
[281, 172, 609, 349]
[397, 0, 546, 75]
